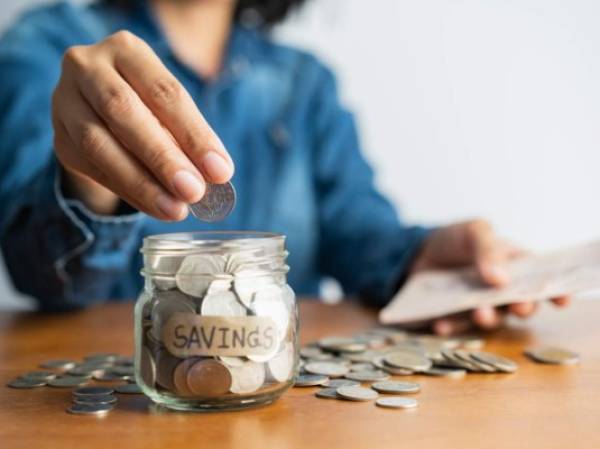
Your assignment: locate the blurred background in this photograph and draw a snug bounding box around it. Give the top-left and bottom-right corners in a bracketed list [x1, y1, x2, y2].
[1, 0, 599, 309]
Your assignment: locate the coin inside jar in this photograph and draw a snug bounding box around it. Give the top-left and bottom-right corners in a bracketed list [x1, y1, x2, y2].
[186, 359, 232, 396]
[173, 358, 200, 396]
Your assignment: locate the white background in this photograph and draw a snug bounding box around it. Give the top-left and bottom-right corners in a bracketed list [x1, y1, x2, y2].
[1, 0, 599, 309]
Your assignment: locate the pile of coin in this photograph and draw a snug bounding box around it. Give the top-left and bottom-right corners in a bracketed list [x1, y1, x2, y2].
[6, 352, 143, 414]
[139, 249, 296, 402]
[293, 328, 523, 409]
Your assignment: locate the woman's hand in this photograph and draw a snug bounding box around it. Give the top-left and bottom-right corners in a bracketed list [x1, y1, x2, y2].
[52, 31, 234, 220]
[411, 220, 571, 335]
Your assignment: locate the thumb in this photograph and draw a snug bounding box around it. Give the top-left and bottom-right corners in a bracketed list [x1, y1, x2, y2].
[469, 222, 509, 287]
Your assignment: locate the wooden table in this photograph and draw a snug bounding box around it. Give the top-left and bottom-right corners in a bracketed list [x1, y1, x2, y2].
[1, 299, 599, 449]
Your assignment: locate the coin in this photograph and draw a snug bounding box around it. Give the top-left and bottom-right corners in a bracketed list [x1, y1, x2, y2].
[454, 349, 496, 373]
[139, 346, 157, 387]
[66, 366, 101, 377]
[384, 351, 432, 372]
[175, 254, 227, 298]
[304, 362, 349, 378]
[268, 343, 295, 382]
[371, 355, 414, 375]
[423, 367, 467, 378]
[375, 397, 418, 409]
[187, 359, 232, 396]
[315, 387, 340, 399]
[114, 383, 143, 394]
[73, 394, 118, 405]
[349, 363, 375, 372]
[67, 403, 113, 416]
[344, 370, 390, 382]
[39, 359, 76, 370]
[7, 378, 47, 389]
[319, 337, 367, 354]
[155, 349, 181, 391]
[173, 358, 199, 396]
[524, 346, 580, 365]
[323, 379, 360, 388]
[470, 351, 518, 373]
[48, 376, 89, 388]
[151, 290, 197, 340]
[300, 347, 332, 360]
[371, 381, 421, 394]
[233, 274, 276, 309]
[84, 353, 119, 363]
[294, 374, 329, 387]
[21, 371, 57, 381]
[73, 386, 114, 397]
[201, 290, 247, 317]
[250, 284, 289, 338]
[336, 386, 378, 402]
[145, 254, 182, 290]
[188, 181, 236, 222]
[228, 360, 266, 394]
[93, 372, 127, 382]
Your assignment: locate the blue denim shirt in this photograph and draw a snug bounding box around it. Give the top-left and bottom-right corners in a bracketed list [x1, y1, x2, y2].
[0, 1, 429, 311]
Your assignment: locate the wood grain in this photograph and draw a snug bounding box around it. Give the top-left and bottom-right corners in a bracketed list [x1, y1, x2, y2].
[1, 298, 599, 449]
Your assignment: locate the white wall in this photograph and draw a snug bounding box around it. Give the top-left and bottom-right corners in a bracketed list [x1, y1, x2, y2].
[1, 0, 599, 309]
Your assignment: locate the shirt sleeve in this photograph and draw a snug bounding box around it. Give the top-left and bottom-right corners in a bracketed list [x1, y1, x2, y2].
[310, 62, 432, 306]
[0, 9, 145, 311]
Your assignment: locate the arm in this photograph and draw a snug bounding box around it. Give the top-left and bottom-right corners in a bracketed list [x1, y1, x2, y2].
[310, 63, 430, 306]
[0, 15, 144, 311]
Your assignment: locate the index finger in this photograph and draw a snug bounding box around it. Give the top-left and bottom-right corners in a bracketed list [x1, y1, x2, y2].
[112, 35, 234, 184]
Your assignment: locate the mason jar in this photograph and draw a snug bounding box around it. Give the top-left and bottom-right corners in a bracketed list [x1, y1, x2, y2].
[134, 232, 298, 411]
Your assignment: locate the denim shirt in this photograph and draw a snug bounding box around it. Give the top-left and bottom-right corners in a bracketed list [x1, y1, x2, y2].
[0, 1, 429, 311]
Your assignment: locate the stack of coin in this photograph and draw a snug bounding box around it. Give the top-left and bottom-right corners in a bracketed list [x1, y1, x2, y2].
[138, 250, 296, 402]
[6, 352, 144, 414]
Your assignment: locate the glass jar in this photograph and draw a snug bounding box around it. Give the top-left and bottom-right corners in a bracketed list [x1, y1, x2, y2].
[135, 232, 298, 411]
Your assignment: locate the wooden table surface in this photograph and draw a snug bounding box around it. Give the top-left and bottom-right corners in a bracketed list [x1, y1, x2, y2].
[1, 298, 599, 449]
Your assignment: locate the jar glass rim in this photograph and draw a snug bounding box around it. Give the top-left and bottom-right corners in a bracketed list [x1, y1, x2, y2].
[142, 231, 285, 252]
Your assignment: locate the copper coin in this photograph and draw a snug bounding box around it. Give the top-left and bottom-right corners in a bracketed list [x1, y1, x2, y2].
[155, 349, 180, 391]
[173, 358, 201, 396]
[186, 359, 232, 397]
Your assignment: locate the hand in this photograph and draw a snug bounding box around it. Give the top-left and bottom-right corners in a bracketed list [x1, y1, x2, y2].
[411, 219, 570, 335]
[52, 31, 234, 220]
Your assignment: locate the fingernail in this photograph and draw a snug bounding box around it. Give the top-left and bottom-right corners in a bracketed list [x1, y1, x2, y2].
[172, 170, 205, 203]
[201, 152, 234, 184]
[156, 193, 186, 220]
[482, 263, 509, 286]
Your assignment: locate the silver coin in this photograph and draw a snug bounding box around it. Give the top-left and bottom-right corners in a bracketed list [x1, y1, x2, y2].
[294, 374, 329, 387]
[175, 254, 228, 298]
[304, 361, 349, 378]
[151, 290, 197, 340]
[39, 359, 77, 370]
[371, 381, 421, 394]
[228, 360, 266, 394]
[384, 351, 432, 372]
[267, 343, 295, 382]
[48, 376, 89, 388]
[459, 336, 485, 350]
[423, 367, 467, 378]
[336, 386, 378, 402]
[7, 378, 47, 388]
[323, 379, 360, 388]
[470, 351, 518, 373]
[65, 368, 97, 378]
[73, 386, 114, 397]
[73, 394, 118, 405]
[114, 383, 143, 394]
[67, 403, 113, 416]
[233, 274, 276, 309]
[250, 285, 289, 338]
[319, 337, 367, 354]
[371, 355, 414, 375]
[350, 363, 376, 372]
[375, 397, 418, 409]
[345, 370, 390, 382]
[300, 346, 332, 360]
[107, 366, 135, 377]
[201, 290, 247, 317]
[93, 372, 128, 382]
[21, 371, 57, 381]
[315, 387, 340, 399]
[524, 346, 580, 365]
[84, 353, 119, 363]
[188, 181, 236, 222]
[145, 254, 182, 290]
[454, 349, 496, 373]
